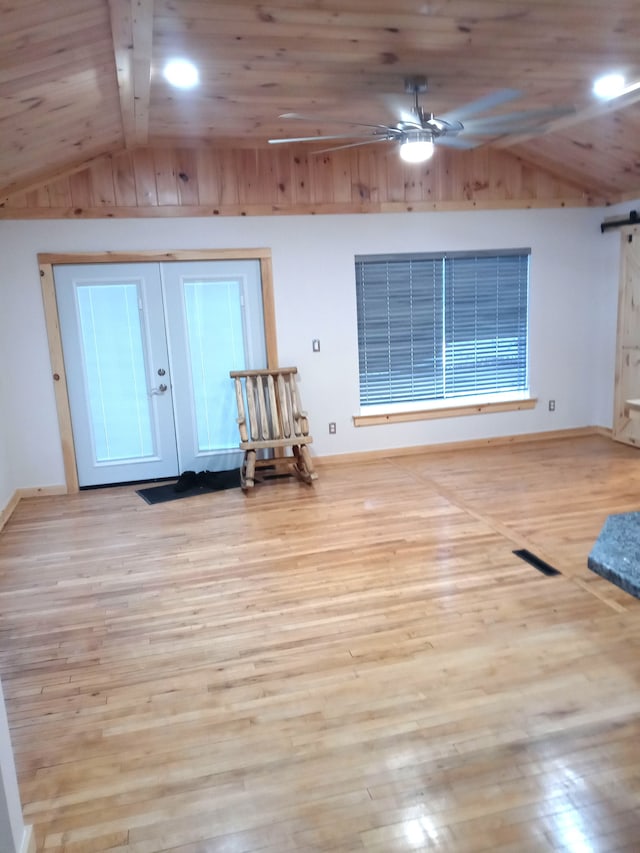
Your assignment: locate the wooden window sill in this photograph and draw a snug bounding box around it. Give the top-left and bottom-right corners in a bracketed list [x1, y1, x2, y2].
[353, 397, 537, 427]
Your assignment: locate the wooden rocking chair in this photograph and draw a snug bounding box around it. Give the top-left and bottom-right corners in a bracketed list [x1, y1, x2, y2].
[230, 367, 318, 489]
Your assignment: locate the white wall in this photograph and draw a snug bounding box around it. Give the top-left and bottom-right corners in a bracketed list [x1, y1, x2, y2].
[0, 206, 622, 490]
[0, 289, 15, 509]
[0, 235, 17, 512]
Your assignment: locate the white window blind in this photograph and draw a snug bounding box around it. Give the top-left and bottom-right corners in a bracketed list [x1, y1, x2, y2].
[355, 250, 529, 407]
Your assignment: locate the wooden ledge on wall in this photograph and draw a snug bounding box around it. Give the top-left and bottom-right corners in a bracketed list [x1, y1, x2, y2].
[0, 198, 600, 219]
[353, 397, 537, 427]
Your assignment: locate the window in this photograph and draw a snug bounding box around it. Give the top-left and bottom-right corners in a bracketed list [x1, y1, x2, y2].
[355, 250, 530, 408]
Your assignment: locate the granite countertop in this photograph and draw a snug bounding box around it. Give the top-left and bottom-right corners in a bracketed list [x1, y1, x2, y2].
[588, 511, 640, 598]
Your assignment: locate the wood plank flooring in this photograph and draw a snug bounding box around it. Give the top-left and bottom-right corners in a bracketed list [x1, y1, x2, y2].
[2, 435, 640, 852]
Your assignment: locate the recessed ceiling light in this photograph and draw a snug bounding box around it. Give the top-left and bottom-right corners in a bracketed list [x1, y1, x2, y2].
[163, 59, 199, 89]
[593, 73, 625, 99]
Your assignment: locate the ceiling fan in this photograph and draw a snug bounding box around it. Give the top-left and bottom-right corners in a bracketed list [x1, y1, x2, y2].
[268, 76, 573, 163]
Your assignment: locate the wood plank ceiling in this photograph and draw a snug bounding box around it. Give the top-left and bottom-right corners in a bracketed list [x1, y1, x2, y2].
[2, 0, 640, 203]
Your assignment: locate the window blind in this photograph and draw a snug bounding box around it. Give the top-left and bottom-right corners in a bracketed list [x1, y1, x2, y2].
[355, 249, 529, 407]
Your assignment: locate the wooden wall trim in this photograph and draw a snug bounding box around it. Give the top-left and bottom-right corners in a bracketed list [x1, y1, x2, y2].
[1, 198, 600, 220]
[0, 487, 66, 534]
[353, 397, 537, 427]
[38, 248, 273, 264]
[39, 264, 80, 494]
[0, 146, 606, 219]
[260, 255, 278, 370]
[316, 427, 612, 467]
[0, 491, 20, 534]
[38, 249, 278, 494]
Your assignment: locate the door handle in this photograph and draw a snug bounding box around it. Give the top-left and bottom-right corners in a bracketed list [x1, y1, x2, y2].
[150, 384, 168, 395]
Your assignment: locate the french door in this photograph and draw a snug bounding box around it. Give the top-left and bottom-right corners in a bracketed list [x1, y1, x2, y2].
[54, 260, 266, 487]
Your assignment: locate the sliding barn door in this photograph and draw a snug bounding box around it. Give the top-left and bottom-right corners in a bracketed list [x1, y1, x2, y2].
[613, 227, 640, 447]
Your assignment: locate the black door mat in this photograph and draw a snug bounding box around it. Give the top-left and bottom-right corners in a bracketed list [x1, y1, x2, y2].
[137, 469, 241, 504]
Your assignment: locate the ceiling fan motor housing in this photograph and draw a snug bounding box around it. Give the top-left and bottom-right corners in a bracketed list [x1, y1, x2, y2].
[402, 129, 434, 144]
[404, 75, 428, 94]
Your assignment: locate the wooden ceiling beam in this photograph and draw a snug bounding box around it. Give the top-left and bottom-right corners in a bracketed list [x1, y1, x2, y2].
[132, 0, 154, 145]
[108, 0, 154, 148]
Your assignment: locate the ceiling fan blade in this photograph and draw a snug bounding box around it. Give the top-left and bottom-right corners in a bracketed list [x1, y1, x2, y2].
[462, 106, 574, 134]
[268, 134, 376, 145]
[435, 135, 482, 150]
[314, 137, 390, 154]
[280, 112, 392, 131]
[441, 89, 522, 123]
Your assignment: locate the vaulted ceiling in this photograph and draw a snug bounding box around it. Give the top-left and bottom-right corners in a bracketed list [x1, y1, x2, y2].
[2, 0, 640, 203]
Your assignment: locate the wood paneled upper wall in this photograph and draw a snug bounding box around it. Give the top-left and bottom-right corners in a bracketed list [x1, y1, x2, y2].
[0, 145, 604, 219]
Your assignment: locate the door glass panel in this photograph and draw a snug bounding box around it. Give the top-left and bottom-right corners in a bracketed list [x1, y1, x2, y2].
[183, 278, 247, 452]
[76, 282, 155, 462]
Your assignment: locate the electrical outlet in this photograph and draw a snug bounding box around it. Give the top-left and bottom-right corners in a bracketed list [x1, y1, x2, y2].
[548, 399, 556, 412]
[328, 422, 336, 434]
[312, 339, 321, 352]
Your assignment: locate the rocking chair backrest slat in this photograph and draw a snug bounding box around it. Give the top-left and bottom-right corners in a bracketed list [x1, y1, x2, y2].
[245, 375, 259, 440]
[257, 376, 270, 440]
[233, 377, 249, 443]
[267, 374, 281, 439]
[277, 373, 291, 439]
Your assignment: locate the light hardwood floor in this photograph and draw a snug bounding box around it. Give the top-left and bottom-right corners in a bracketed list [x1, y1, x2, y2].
[2, 435, 640, 852]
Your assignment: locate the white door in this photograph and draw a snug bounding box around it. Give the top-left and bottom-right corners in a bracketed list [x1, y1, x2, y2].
[54, 260, 266, 487]
[162, 260, 266, 473]
[55, 263, 179, 486]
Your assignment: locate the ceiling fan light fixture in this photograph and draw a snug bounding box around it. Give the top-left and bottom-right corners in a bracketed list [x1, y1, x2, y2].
[592, 73, 625, 99]
[163, 59, 199, 89]
[399, 133, 435, 163]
